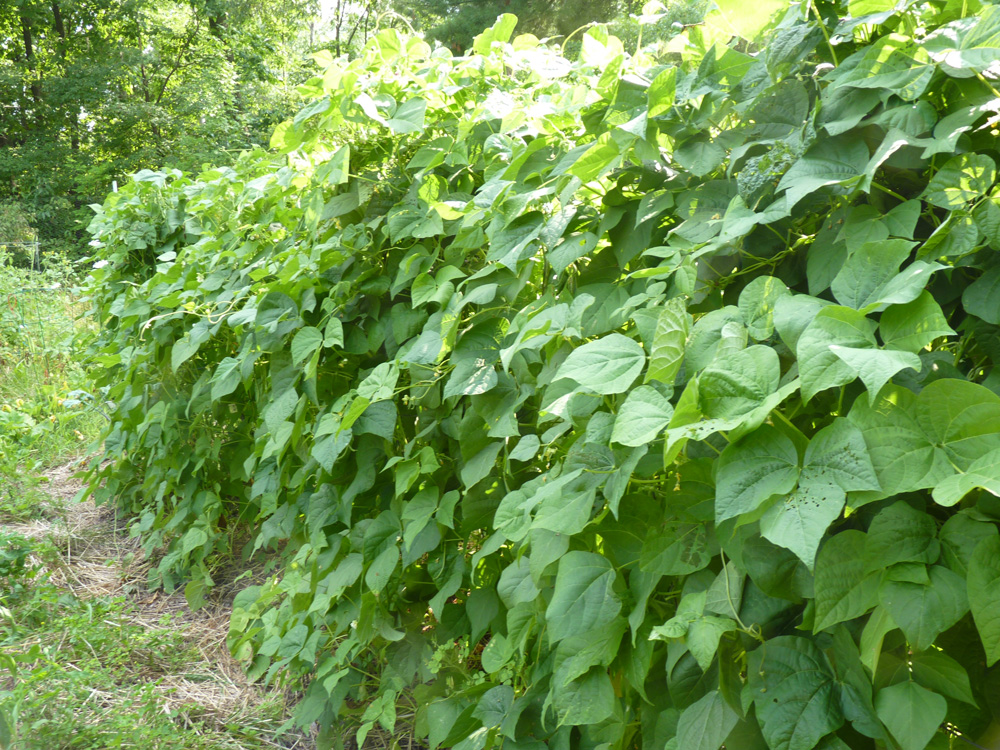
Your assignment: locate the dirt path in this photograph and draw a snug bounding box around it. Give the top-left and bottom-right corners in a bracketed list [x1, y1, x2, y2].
[4, 459, 314, 749]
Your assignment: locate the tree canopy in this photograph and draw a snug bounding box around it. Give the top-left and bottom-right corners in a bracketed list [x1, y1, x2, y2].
[0, 0, 316, 252]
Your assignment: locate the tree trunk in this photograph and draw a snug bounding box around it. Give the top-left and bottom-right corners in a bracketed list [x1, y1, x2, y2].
[20, 10, 43, 123]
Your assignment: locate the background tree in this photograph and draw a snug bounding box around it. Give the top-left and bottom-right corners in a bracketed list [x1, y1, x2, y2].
[0, 0, 318, 257]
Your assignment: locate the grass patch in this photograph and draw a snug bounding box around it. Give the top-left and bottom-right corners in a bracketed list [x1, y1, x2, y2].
[0, 532, 305, 749]
[0, 258, 101, 522]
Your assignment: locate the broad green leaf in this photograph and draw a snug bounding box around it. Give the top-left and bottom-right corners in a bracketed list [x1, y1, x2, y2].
[864, 502, 939, 573]
[648, 66, 677, 118]
[814, 530, 879, 632]
[674, 138, 725, 177]
[676, 690, 739, 750]
[640, 522, 714, 576]
[967, 535, 1000, 666]
[910, 651, 977, 706]
[291, 326, 323, 366]
[474, 686, 513, 729]
[848, 380, 1000, 496]
[830, 239, 914, 311]
[509, 434, 540, 463]
[546, 552, 621, 642]
[879, 292, 955, 352]
[738, 276, 790, 341]
[687, 615, 737, 671]
[760, 478, 845, 569]
[612, 385, 674, 447]
[472, 13, 517, 54]
[875, 682, 947, 750]
[803, 418, 880, 492]
[932, 447, 1000, 506]
[879, 566, 968, 650]
[962, 265, 1000, 325]
[386, 97, 426, 134]
[828, 345, 921, 404]
[699, 345, 780, 419]
[553, 669, 615, 726]
[974, 192, 1000, 247]
[211, 357, 242, 401]
[555, 333, 645, 395]
[939, 513, 998, 577]
[568, 132, 620, 183]
[748, 636, 845, 750]
[797, 306, 877, 402]
[839, 34, 935, 101]
[645, 298, 690, 385]
[715, 426, 800, 523]
[358, 362, 399, 401]
[776, 137, 869, 209]
[922, 153, 997, 209]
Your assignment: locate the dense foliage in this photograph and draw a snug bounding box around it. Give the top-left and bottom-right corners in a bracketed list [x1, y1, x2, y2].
[82, 1, 1000, 748]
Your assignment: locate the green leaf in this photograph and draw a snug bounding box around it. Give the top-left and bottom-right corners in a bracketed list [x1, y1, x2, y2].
[963, 265, 1000, 325]
[910, 651, 977, 706]
[612, 385, 674, 447]
[645, 298, 690, 385]
[674, 138, 725, 177]
[879, 292, 955, 353]
[833, 248, 941, 315]
[291, 326, 323, 366]
[848, 380, 1000, 496]
[830, 239, 914, 311]
[675, 690, 739, 750]
[386, 97, 426, 134]
[473, 686, 514, 729]
[932, 447, 1000, 506]
[553, 668, 615, 726]
[797, 306, 876, 402]
[739, 276, 790, 341]
[879, 566, 968, 651]
[875, 682, 947, 750]
[711, 0, 789, 41]
[748, 636, 845, 750]
[546, 552, 621, 643]
[211, 357, 242, 401]
[967, 535, 1000, 666]
[939, 513, 998, 577]
[814, 530, 879, 632]
[555, 333, 645, 395]
[640, 522, 714, 576]
[776, 137, 869, 209]
[803, 418, 880, 493]
[922, 153, 997, 209]
[472, 13, 517, 54]
[760, 478, 845, 569]
[715, 426, 800, 523]
[699, 345, 780, 419]
[647, 66, 677, 118]
[838, 34, 935, 101]
[864, 502, 939, 573]
[828, 346, 921, 404]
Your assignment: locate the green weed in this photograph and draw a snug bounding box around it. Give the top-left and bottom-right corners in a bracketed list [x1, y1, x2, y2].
[0, 258, 102, 523]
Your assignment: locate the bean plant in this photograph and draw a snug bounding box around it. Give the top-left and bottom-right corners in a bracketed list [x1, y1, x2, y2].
[82, 0, 1000, 748]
